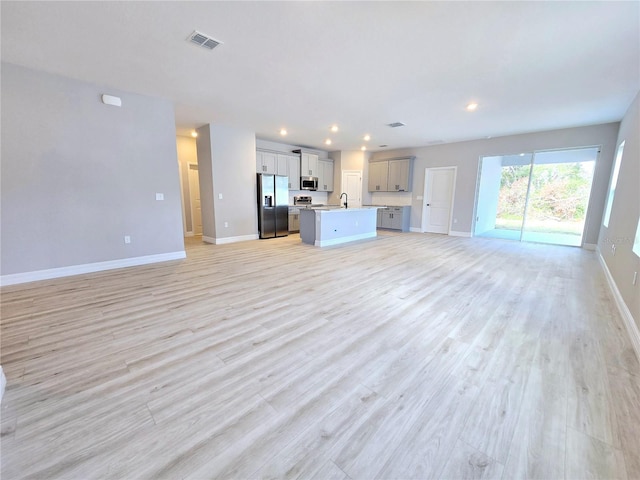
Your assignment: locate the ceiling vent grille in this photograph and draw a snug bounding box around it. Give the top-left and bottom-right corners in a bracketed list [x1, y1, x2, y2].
[188, 30, 222, 50]
[387, 122, 406, 128]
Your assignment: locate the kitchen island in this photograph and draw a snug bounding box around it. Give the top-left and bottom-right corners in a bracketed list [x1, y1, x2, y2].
[299, 207, 379, 247]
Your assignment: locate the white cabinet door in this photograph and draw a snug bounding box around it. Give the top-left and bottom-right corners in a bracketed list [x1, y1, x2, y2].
[318, 160, 334, 192]
[287, 155, 300, 190]
[368, 161, 389, 192]
[257, 151, 277, 174]
[388, 159, 411, 192]
[277, 154, 300, 189]
[277, 154, 289, 176]
[301, 153, 319, 177]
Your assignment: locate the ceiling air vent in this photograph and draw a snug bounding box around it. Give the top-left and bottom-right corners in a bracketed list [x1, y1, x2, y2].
[188, 30, 222, 50]
[387, 122, 406, 128]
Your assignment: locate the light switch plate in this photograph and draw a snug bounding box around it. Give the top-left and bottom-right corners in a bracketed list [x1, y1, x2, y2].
[124, 235, 131, 244]
[156, 193, 164, 201]
[218, 193, 223, 200]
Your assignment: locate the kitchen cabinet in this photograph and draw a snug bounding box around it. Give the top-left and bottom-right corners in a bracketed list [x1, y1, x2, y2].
[368, 161, 388, 192]
[376, 206, 411, 232]
[301, 152, 319, 177]
[278, 154, 300, 190]
[288, 207, 300, 232]
[317, 159, 334, 192]
[256, 150, 277, 174]
[388, 158, 411, 192]
[368, 157, 414, 192]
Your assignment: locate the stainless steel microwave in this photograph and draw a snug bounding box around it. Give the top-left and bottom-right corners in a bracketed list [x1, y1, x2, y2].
[300, 176, 318, 191]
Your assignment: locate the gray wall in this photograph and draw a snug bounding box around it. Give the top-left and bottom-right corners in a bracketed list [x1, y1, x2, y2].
[371, 122, 620, 243]
[1, 63, 185, 276]
[598, 92, 640, 325]
[197, 124, 257, 241]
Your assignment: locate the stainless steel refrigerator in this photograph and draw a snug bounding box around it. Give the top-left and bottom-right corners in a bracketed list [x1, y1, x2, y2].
[257, 173, 289, 239]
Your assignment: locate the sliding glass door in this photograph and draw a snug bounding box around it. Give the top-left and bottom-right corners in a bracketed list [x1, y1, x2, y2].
[475, 147, 598, 247]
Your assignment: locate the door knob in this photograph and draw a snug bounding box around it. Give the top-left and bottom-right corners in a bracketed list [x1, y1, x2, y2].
[426, 203, 430, 206]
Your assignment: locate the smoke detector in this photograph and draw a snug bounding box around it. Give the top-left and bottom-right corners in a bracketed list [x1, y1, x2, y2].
[188, 30, 222, 50]
[387, 122, 406, 128]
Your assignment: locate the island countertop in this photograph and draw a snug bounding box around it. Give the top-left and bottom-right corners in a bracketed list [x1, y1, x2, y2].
[299, 207, 378, 247]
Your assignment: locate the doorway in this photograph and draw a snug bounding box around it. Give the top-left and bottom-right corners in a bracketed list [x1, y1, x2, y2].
[188, 163, 203, 236]
[422, 167, 457, 234]
[342, 170, 362, 208]
[474, 147, 598, 246]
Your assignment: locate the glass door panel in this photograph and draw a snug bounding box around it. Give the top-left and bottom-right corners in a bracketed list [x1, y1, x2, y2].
[521, 148, 598, 246]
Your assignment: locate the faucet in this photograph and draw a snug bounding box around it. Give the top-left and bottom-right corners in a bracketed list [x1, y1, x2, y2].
[340, 192, 348, 209]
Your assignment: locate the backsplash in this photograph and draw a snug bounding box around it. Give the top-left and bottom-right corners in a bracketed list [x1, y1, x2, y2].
[370, 191, 413, 206]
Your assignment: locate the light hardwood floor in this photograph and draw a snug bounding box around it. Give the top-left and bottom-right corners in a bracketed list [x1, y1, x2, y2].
[1, 232, 639, 479]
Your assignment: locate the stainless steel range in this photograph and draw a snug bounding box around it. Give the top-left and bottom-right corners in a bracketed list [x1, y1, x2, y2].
[293, 195, 313, 206]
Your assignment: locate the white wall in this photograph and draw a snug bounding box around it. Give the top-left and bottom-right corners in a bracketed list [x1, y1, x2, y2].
[598, 92, 640, 328]
[370, 122, 620, 244]
[197, 125, 258, 242]
[475, 156, 502, 235]
[0, 63, 185, 282]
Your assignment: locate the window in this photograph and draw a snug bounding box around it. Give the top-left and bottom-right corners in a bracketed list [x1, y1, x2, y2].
[603, 141, 624, 227]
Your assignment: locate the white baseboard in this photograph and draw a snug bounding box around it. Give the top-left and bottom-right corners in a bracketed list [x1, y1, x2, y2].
[315, 232, 377, 247]
[203, 234, 258, 245]
[410, 227, 422, 233]
[598, 251, 640, 362]
[583, 243, 597, 251]
[0, 251, 186, 287]
[184, 231, 195, 237]
[449, 230, 472, 238]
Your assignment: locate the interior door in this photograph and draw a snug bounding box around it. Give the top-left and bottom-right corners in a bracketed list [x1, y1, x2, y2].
[342, 170, 362, 207]
[188, 164, 202, 235]
[423, 167, 456, 234]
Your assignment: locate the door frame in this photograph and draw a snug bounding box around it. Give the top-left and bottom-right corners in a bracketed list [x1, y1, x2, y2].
[187, 163, 202, 236]
[341, 170, 363, 208]
[421, 166, 457, 234]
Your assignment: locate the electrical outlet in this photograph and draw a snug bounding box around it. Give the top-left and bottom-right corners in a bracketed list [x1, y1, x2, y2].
[224, 222, 228, 228]
[218, 193, 223, 200]
[124, 235, 131, 244]
[155, 193, 164, 201]
[453, 218, 458, 224]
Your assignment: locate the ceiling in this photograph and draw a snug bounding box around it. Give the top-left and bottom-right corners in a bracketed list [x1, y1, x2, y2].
[2, 1, 639, 152]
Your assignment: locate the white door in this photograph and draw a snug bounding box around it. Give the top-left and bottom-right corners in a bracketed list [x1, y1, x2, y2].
[423, 167, 456, 234]
[342, 170, 362, 207]
[188, 164, 203, 235]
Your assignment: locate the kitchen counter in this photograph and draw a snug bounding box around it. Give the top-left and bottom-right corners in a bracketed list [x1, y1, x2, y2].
[299, 207, 380, 247]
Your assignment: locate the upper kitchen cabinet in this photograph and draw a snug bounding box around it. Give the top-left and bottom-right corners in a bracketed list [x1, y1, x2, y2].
[368, 161, 389, 192]
[256, 150, 277, 174]
[300, 152, 319, 177]
[278, 153, 300, 190]
[317, 159, 334, 192]
[388, 158, 412, 192]
[368, 157, 414, 192]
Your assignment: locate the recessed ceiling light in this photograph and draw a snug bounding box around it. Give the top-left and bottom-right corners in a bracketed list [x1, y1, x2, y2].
[191, 131, 198, 138]
[330, 125, 339, 133]
[325, 139, 332, 145]
[364, 134, 371, 141]
[466, 102, 479, 111]
[280, 128, 287, 136]
[519, 153, 525, 156]
[361, 146, 367, 151]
